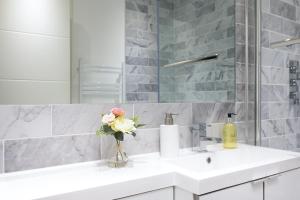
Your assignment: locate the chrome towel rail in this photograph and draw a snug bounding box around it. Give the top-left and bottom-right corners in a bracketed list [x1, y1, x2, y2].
[162, 54, 219, 68]
[270, 38, 300, 48]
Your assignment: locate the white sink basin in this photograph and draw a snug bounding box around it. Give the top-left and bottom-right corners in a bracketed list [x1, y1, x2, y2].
[167, 145, 299, 173]
[163, 144, 300, 195]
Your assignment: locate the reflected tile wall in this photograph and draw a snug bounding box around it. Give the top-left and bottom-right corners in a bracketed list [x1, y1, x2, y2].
[159, 0, 236, 103]
[125, 0, 159, 102]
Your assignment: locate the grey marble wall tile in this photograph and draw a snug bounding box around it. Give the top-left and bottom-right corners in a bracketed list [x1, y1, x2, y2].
[262, 12, 283, 33]
[236, 84, 246, 102]
[179, 126, 192, 148]
[126, 92, 158, 103]
[268, 103, 289, 119]
[235, 103, 245, 122]
[261, 103, 269, 120]
[0, 105, 51, 140]
[126, 65, 157, 75]
[262, 66, 288, 84]
[268, 136, 290, 150]
[236, 4, 245, 24]
[100, 128, 160, 159]
[236, 122, 247, 141]
[268, 134, 298, 151]
[261, 30, 270, 47]
[137, 84, 158, 92]
[261, 119, 285, 138]
[282, 19, 300, 36]
[4, 134, 101, 172]
[262, 0, 270, 11]
[52, 104, 133, 135]
[286, 134, 298, 150]
[235, 121, 255, 144]
[126, 1, 149, 13]
[134, 103, 192, 128]
[192, 103, 235, 123]
[261, 138, 270, 147]
[0, 141, 3, 173]
[125, 0, 158, 102]
[270, 0, 296, 20]
[261, 48, 287, 67]
[286, 118, 300, 134]
[126, 74, 158, 85]
[236, 24, 245, 44]
[261, 85, 288, 102]
[236, 44, 246, 63]
[297, 134, 300, 148]
[291, 104, 300, 117]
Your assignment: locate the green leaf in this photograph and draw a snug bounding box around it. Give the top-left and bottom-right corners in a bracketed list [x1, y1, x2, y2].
[114, 132, 124, 141]
[136, 124, 146, 128]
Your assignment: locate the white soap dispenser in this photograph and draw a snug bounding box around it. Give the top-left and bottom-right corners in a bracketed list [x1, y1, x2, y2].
[160, 113, 179, 158]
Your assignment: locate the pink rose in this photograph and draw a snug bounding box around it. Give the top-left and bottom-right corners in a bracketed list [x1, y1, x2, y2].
[111, 107, 125, 117]
[102, 113, 115, 124]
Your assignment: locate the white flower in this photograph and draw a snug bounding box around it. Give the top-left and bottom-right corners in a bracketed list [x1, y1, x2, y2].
[102, 113, 115, 124]
[111, 117, 136, 134]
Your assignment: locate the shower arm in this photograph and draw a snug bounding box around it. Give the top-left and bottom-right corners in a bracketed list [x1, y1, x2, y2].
[162, 54, 218, 68]
[270, 38, 300, 48]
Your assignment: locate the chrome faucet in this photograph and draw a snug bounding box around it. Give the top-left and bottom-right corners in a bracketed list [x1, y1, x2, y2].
[192, 123, 222, 152]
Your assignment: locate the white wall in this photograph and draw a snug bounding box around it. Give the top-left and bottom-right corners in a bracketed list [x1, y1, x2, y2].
[71, 0, 125, 103]
[0, 0, 70, 104]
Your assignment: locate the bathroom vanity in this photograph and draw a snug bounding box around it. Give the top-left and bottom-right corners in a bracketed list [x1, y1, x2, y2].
[1, 144, 300, 200]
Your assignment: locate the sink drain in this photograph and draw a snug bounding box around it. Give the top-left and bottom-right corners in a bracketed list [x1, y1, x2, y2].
[206, 157, 212, 164]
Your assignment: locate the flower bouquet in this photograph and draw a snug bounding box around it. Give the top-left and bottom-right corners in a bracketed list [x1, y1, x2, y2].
[96, 108, 144, 167]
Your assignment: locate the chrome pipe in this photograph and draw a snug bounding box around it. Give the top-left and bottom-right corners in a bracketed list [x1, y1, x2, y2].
[162, 54, 218, 68]
[255, 0, 262, 146]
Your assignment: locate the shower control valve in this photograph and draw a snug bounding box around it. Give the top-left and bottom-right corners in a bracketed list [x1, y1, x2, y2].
[290, 79, 297, 86]
[290, 92, 297, 99]
[290, 66, 297, 74]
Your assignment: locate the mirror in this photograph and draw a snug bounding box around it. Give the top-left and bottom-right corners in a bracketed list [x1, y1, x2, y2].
[0, 0, 236, 104]
[0, 0, 125, 104]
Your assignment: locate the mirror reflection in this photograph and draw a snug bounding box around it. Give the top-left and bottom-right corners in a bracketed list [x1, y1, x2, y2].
[0, 0, 235, 104]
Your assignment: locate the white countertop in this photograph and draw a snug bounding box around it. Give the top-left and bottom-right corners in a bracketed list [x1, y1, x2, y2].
[1, 144, 300, 200]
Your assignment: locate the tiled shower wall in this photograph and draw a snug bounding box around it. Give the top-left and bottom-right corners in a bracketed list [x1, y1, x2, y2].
[159, 0, 236, 102]
[0, 102, 250, 174]
[261, 0, 300, 151]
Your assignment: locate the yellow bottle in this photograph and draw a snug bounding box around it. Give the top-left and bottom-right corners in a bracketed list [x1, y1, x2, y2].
[223, 113, 237, 149]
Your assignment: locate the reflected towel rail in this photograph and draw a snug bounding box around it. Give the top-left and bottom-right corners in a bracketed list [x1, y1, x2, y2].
[162, 54, 218, 68]
[270, 38, 300, 48]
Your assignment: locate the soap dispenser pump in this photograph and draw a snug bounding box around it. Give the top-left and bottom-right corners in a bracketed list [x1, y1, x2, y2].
[223, 113, 237, 149]
[160, 113, 179, 157]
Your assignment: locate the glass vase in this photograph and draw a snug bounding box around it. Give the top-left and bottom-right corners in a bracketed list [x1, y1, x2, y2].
[107, 139, 128, 168]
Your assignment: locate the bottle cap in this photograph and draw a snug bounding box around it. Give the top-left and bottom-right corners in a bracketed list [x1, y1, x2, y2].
[228, 113, 237, 118]
[164, 113, 178, 125]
